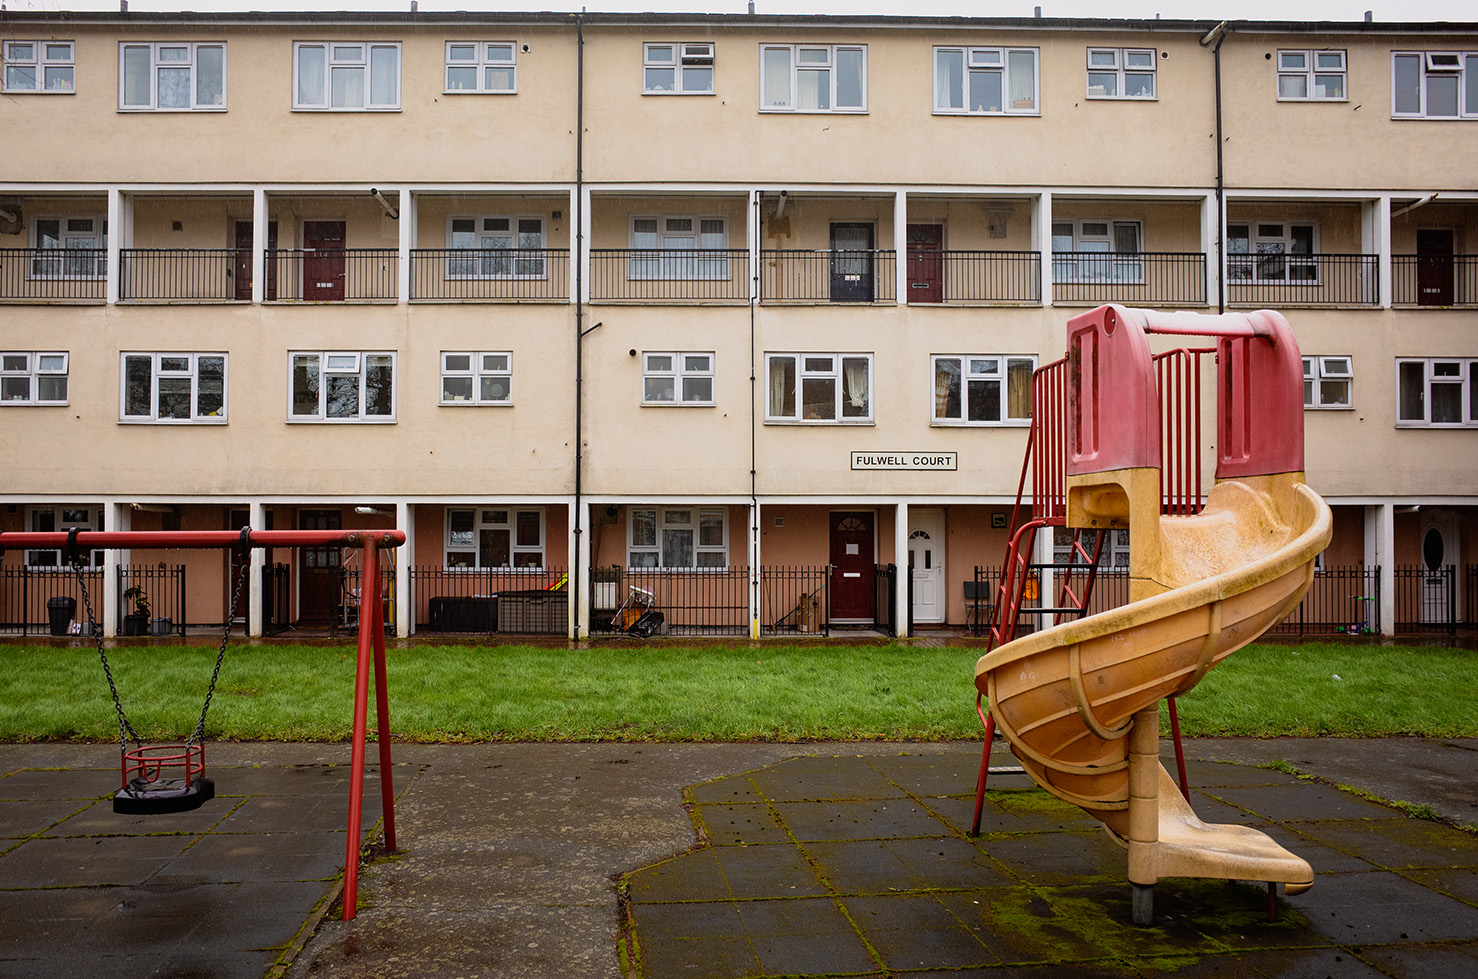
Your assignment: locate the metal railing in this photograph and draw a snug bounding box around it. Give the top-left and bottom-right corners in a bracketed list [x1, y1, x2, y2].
[1051, 251, 1207, 305]
[760, 249, 897, 303]
[1391, 254, 1478, 307]
[411, 565, 569, 634]
[116, 564, 186, 636]
[0, 248, 107, 302]
[334, 565, 398, 637]
[874, 563, 900, 637]
[589, 248, 749, 302]
[119, 248, 242, 301]
[1466, 564, 1478, 629]
[410, 248, 570, 301]
[1226, 253, 1379, 306]
[589, 566, 751, 636]
[261, 562, 291, 636]
[267, 248, 398, 301]
[0, 566, 104, 636]
[759, 566, 830, 637]
[1394, 564, 1456, 635]
[906, 250, 1040, 303]
[1264, 565, 1381, 637]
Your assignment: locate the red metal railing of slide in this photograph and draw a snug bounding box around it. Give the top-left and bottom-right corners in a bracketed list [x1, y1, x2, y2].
[0, 528, 403, 921]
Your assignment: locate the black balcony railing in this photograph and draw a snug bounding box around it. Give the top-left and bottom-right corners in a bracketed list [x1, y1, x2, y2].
[1052, 251, 1207, 305]
[1392, 254, 1478, 307]
[905, 250, 1040, 303]
[0, 248, 107, 302]
[410, 248, 570, 301]
[760, 249, 898, 303]
[119, 248, 242, 301]
[1226, 253, 1378, 306]
[267, 248, 398, 301]
[589, 248, 749, 302]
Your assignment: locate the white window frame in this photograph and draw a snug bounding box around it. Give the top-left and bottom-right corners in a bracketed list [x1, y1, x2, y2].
[765, 353, 873, 423]
[3, 40, 75, 93]
[1227, 221, 1320, 284]
[628, 506, 729, 570]
[444, 41, 516, 94]
[293, 41, 401, 111]
[759, 43, 866, 113]
[23, 506, 104, 570]
[1391, 51, 1478, 119]
[628, 215, 729, 280]
[930, 354, 1035, 427]
[1051, 219, 1143, 284]
[642, 352, 715, 406]
[1303, 355, 1353, 410]
[118, 42, 225, 111]
[289, 351, 396, 423]
[1396, 357, 1478, 428]
[444, 506, 545, 569]
[1086, 47, 1157, 100]
[932, 46, 1039, 115]
[446, 215, 547, 280]
[1054, 527, 1131, 569]
[440, 351, 512, 405]
[643, 42, 714, 94]
[1, 351, 69, 405]
[29, 215, 107, 280]
[120, 352, 228, 423]
[1277, 49, 1347, 101]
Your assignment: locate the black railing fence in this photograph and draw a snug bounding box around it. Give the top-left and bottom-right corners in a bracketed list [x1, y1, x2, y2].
[759, 566, 831, 637]
[268, 248, 398, 301]
[1392, 254, 1478, 307]
[333, 566, 399, 637]
[261, 562, 291, 636]
[1466, 564, 1478, 629]
[1226, 253, 1379, 306]
[874, 563, 901, 637]
[590, 248, 749, 302]
[920, 250, 1041, 303]
[0, 248, 107, 302]
[760, 249, 898, 303]
[1264, 565, 1381, 637]
[1394, 564, 1457, 635]
[1052, 251, 1207, 305]
[116, 564, 187, 636]
[410, 248, 570, 301]
[589, 566, 751, 636]
[119, 248, 239, 301]
[0, 567, 104, 636]
[410, 566, 569, 635]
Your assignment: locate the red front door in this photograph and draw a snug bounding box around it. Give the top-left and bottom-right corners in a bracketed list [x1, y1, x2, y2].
[233, 222, 278, 301]
[298, 509, 342, 626]
[829, 511, 876, 622]
[907, 223, 944, 303]
[1416, 229, 1454, 307]
[302, 220, 346, 301]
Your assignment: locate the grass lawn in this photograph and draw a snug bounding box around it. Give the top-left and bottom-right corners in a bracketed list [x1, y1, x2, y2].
[0, 640, 1472, 743]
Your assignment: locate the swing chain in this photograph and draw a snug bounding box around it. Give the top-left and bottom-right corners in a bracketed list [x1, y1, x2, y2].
[188, 527, 252, 747]
[69, 530, 140, 754]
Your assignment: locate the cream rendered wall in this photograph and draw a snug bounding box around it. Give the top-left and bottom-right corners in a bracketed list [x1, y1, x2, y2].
[1389, 203, 1477, 252]
[1052, 199, 1205, 251]
[414, 195, 572, 249]
[128, 196, 251, 249]
[588, 195, 748, 250]
[903, 198, 1033, 252]
[1225, 201, 1365, 251]
[760, 195, 895, 250]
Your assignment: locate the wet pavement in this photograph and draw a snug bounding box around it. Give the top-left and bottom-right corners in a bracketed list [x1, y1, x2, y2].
[1, 738, 1475, 978]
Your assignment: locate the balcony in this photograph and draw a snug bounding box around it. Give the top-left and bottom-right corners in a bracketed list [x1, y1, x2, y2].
[118, 248, 242, 302]
[908, 250, 1041, 304]
[410, 248, 570, 301]
[1392, 253, 1478, 307]
[760, 249, 897, 303]
[590, 248, 748, 302]
[266, 248, 398, 302]
[1051, 251, 1207, 306]
[1226, 253, 1378, 306]
[0, 248, 107, 303]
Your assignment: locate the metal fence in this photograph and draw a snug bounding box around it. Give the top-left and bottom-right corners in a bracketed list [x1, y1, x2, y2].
[1467, 564, 1478, 629]
[115, 564, 187, 636]
[926, 250, 1041, 303]
[411, 565, 569, 635]
[333, 566, 399, 637]
[759, 566, 831, 637]
[0, 248, 107, 302]
[1264, 565, 1381, 637]
[261, 562, 291, 636]
[0, 566, 104, 636]
[1394, 564, 1456, 635]
[410, 248, 570, 301]
[1226, 253, 1379, 306]
[589, 249, 749, 302]
[1051, 251, 1207, 306]
[119, 248, 240, 301]
[1391, 254, 1478, 307]
[589, 566, 751, 636]
[874, 563, 901, 637]
[760, 249, 898, 303]
[267, 248, 398, 301]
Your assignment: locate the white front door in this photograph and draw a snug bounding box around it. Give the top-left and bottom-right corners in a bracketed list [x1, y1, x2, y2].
[1419, 513, 1459, 624]
[908, 509, 946, 625]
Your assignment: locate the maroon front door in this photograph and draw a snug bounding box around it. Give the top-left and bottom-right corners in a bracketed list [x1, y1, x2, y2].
[233, 221, 278, 301]
[829, 511, 876, 622]
[907, 223, 944, 303]
[1416, 229, 1454, 307]
[302, 220, 346, 301]
[227, 508, 250, 622]
[298, 509, 342, 626]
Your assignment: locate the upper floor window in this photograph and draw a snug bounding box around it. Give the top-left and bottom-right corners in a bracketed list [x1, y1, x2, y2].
[1054, 527, 1130, 569]
[933, 46, 1038, 115]
[120, 42, 225, 111]
[1397, 357, 1477, 427]
[24, 506, 104, 569]
[1278, 50, 1346, 100]
[629, 216, 728, 279]
[441, 351, 511, 405]
[760, 44, 865, 112]
[447, 216, 547, 279]
[1304, 356, 1352, 409]
[445, 507, 544, 569]
[445, 41, 515, 93]
[766, 353, 872, 423]
[294, 42, 400, 111]
[629, 506, 728, 569]
[1392, 51, 1477, 119]
[644, 42, 713, 94]
[290, 351, 395, 422]
[30, 216, 107, 280]
[643, 352, 714, 405]
[121, 352, 226, 423]
[932, 355, 1034, 426]
[3, 40, 74, 93]
[1228, 222, 1318, 283]
[1, 352, 68, 405]
[1086, 48, 1156, 100]
[1052, 220, 1142, 283]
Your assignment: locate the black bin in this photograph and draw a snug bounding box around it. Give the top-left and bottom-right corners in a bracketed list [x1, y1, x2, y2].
[47, 596, 77, 636]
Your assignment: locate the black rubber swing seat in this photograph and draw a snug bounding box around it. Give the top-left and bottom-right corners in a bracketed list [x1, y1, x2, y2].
[114, 775, 215, 815]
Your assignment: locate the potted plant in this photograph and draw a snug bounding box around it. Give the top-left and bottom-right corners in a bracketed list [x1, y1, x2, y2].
[123, 585, 151, 636]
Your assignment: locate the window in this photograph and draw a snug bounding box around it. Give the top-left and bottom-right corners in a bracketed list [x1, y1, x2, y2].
[1086, 48, 1156, 99]
[447, 216, 546, 279]
[290, 351, 395, 422]
[1303, 356, 1352, 409]
[3, 40, 74, 93]
[628, 506, 727, 569]
[119, 42, 225, 110]
[629, 216, 728, 279]
[1278, 50, 1347, 100]
[445, 41, 515, 93]
[760, 44, 865, 112]
[1051, 220, 1142, 283]
[1054, 527, 1130, 569]
[30, 216, 107, 280]
[1227, 222, 1318, 283]
[445, 507, 544, 568]
[766, 353, 872, 422]
[643, 42, 713, 94]
[294, 42, 400, 110]
[932, 355, 1034, 426]
[1, 352, 68, 405]
[933, 46, 1038, 115]
[1397, 358, 1478, 427]
[24, 506, 104, 569]
[1392, 51, 1477, 119]
[441, 352, 511, 405]
[120, 353, 226, 422]
[643, 352, 714, 405]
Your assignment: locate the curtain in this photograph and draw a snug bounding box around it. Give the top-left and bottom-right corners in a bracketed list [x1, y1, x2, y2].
[1008, 50, 1035, 109]
[843, 357, 868, 414]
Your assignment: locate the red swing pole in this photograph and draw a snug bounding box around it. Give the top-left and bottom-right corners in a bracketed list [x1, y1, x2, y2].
[369, 540, 398, 851]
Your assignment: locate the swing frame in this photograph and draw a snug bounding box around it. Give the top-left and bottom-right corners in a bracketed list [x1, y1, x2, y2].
[0, 527, 404, 922]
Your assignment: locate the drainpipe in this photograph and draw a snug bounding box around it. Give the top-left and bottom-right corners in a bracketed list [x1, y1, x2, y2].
[750, 192, 761, 638]
[572, 13, 586, 638]
[1201, 21, 1229, 313]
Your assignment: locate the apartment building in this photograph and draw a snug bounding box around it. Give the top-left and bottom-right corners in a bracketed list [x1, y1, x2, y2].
[1, 9, 1474, 639]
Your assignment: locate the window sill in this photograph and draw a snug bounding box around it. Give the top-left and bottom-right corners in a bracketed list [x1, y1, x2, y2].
[764, 419, 874, 426]
[642, 90, 715, 96]
[641, 401, 715, 408]
[118, 106, 227, 112]
[442, 89, 517, 95]
[932, 108, 1040, 117]
[758, 107, 868, 114]
[931, 420, 1031, 428]
[439, 401, 513, 407]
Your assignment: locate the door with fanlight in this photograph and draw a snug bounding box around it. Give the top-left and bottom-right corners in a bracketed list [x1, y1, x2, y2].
[298, 509, 342, 626]
[908, 509, 945, 625]
[829, 510, 875, 622]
